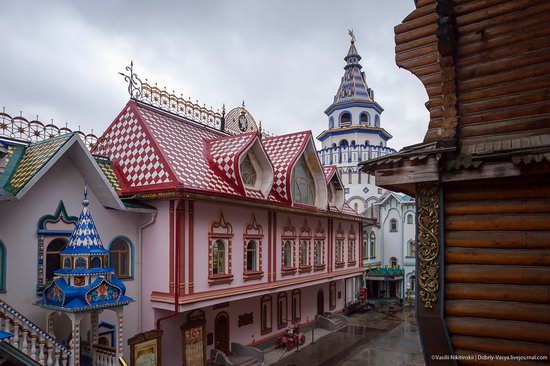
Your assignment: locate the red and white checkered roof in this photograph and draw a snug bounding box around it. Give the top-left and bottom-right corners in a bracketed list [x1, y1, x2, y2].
[323, 165, 337, 182]
[262, 131, 310, 202]
[94, 100, 360, 217]
[206, 132, 257, 193]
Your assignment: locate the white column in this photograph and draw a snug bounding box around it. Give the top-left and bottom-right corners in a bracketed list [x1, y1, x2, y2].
[90, 311, 99, 362]
[69, 313, 82, 366]
[114, 307, 124, 359]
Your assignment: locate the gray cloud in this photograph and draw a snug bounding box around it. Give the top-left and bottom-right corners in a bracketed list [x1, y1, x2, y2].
[1, 0, 428, 150]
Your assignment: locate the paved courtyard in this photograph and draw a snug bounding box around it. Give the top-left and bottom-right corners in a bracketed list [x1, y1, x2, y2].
[274, 306, 424, 366]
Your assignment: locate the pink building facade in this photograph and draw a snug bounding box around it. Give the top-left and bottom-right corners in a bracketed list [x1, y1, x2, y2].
[91, 93, 366, 364]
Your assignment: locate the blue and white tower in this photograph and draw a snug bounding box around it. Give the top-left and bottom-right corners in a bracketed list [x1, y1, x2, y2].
[317, 32, 396, 214]
[36, 186, 133, 366]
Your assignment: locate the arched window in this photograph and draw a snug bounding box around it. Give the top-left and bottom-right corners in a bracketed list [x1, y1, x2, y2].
[261, 295, 272, 334]
[91, 256, 102, 268]
[350, 140, 356, 147]
[340, 112, 351, 126]
[329, 117, 334, 129]
[292, 155, 316, 205]
[390, 257, 397, 268]
[363, 240, 367, 259]
[335, 239, 344, 263]
[283, 240, 293, 268]
[299, 240, 309, 266]
[246, 240, 257, 271]
[0, 241, 6, 291]
[240, 155, 257, 187]
[375, 115, 380, 127]
[75, 257, 87, 269]
[110, 237, 132, 279]
[409, 275, 416, 292]
[46, 238, 68, 282]
[407, 214, 413, 224]
[212, 239, 226, 275]
[314, 240, 323, 265]
[390, 219, 398, 232]
[339, 139, 349, 147]
[292, 289, 301, 322]
[360, 113, 369, 125]
[365, 140, 370, 146]
[370, 232, 376, 258]
[63, 257, 72, 269]
[408, 240, 416, 257]
[329, 281, 336, 310]
[348, 169, 353, 184]
[332, 143, 337, 148]
[277, 292, 287, 328]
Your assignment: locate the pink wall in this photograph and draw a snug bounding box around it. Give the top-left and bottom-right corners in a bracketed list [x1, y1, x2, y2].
[160, 280, 347, 365]
[0, 154, 144, 356]
[141, 200, 171, 331]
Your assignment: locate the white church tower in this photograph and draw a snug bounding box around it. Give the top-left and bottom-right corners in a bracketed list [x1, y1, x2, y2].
[317, 31, 396, 214]
[317, 32, 416, 301]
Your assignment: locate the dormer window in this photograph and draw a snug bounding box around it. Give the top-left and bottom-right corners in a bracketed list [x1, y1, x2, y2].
[241, 155, 257, 186]
[292, 156, 316, 205]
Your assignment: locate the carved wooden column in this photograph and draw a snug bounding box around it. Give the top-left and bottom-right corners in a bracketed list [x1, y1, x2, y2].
[69, 313, 81, 366]
[416, 182, 454, 365]
[90, 310, 99, 361]
[115, 307, 124, 359]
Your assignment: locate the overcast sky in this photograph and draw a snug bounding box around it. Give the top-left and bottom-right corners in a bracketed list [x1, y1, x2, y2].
[1, 1, 428, 150]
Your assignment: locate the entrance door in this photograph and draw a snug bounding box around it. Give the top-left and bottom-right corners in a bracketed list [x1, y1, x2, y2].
[214, 312, 230, 354]
[317, 290, 324, 316]
[389, 281, 397, 298]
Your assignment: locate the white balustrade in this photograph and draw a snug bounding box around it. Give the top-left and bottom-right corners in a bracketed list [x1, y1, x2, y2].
[0, 300, 70, 364]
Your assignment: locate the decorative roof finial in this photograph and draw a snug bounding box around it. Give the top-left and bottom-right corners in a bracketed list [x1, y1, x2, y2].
[348, 29, 356, 44]
[119, 60, 143, 99]
[242, 100, 245, 108]
[83, 183, 89, 207]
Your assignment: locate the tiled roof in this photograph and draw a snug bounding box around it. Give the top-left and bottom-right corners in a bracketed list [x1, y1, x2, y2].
[206, 132, 257, 193]
[341, 201, 359, 216]
[62, 192, 108, 255]
[96, 158, 121, 192]
[93, 106, 174, 189]
[262, 131, 310, 202]
[7, 134, 71, 193]
[323, 165, 337, 182]
[94, 101, 360, 217]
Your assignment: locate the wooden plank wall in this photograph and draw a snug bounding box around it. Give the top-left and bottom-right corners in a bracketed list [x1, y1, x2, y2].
[444, 176, 550, 363]
[454, 0, 550, 146]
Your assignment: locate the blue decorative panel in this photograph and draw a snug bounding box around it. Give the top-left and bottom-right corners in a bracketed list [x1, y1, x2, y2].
[363, 187, 369, 194]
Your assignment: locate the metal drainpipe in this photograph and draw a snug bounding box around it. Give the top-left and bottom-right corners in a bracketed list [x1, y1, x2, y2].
[138, 212, 157, 333]
[156, 201, 181, 330]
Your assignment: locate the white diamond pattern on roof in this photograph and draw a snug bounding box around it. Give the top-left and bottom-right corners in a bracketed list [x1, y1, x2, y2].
[262, 132, 309, 201]
[137, 105, 239, 195]
[93, 107, 172, 187]
[207, 133, 256, 188]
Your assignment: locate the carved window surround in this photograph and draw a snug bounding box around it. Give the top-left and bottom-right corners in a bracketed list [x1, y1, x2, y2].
[243, 215, 264, 281]
[36, 201, 78, 295]
[208, 212, 234, 285]
[314, 221, 326, 271]
[298, 219, 312, 273]
[281, 218, 297, 275]
[334, 223, 345, 269]
[347, 225, 357, 266]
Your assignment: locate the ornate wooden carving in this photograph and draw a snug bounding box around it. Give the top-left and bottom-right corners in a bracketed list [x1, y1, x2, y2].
[416, 181, 440, 309]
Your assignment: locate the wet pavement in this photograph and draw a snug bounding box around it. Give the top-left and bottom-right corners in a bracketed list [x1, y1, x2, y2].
[274, 306, 424, 366]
